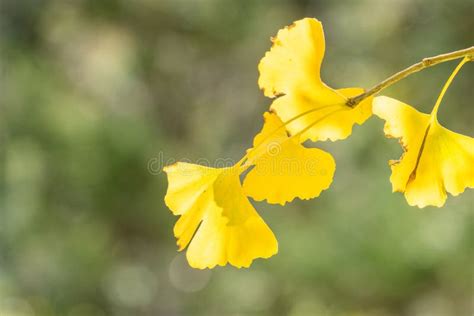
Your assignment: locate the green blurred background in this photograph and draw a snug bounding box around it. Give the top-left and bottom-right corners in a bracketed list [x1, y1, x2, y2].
[0, 0, 473, 315]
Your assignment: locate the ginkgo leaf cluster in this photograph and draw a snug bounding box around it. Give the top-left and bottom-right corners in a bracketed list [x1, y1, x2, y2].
[164, 18, 473, 269]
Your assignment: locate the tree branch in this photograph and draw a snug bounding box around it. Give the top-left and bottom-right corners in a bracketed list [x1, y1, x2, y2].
[346, 46, 474, 107]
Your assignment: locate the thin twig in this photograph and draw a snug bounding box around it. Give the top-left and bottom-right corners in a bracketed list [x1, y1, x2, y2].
[346, 46, 474, 107]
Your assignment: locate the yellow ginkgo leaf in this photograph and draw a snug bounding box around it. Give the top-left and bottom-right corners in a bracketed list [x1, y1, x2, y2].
[258, 18, 372, 142]
[164, 163, 278, 269]
[243, 112, 335, 205]
[373, 96, 474, 208]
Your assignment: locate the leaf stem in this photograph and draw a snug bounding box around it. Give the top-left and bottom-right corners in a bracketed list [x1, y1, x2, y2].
[346, 46, 474, 107]
[431, 57, 469, 120]
[237, 102, 343, 169]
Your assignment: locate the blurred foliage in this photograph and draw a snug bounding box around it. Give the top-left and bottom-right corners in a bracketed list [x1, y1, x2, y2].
[0, 0, 473, 315]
